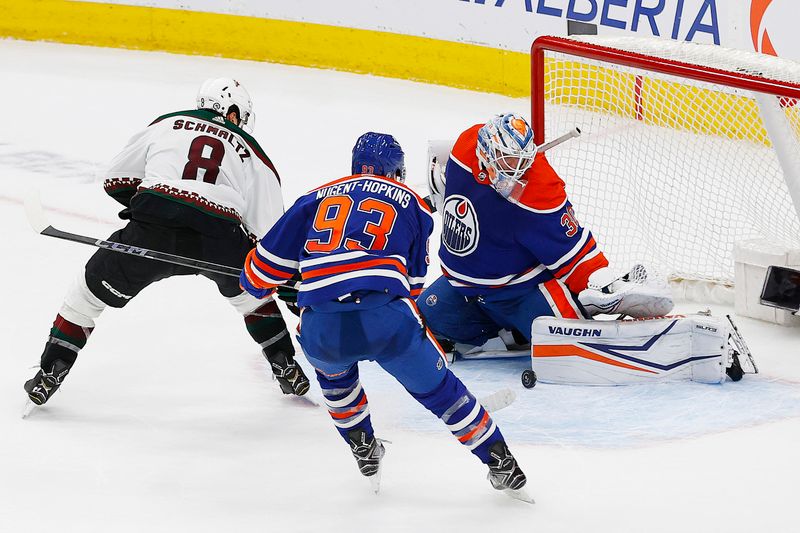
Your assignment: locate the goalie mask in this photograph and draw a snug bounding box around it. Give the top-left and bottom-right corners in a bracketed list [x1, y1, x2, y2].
[351, 132, 406, 182]
[196, 78, 255, 133]
[477, 113, 537, 200]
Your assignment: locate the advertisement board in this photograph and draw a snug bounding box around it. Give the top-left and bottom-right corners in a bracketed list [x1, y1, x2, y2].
[82, 0, 800, 62]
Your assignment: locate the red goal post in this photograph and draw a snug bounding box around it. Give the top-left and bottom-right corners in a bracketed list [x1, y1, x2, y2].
[530, 35, 800, 295]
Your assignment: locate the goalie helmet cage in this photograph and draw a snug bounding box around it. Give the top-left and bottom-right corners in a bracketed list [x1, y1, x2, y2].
[531, 35, 800, 299]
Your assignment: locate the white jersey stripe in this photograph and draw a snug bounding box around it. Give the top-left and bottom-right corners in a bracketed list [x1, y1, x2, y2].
[443, 259, 547, 287]
[550, 279, 585, 319]
[450, 154, 473, 174]
[301, 251, 407, 269]
[562, 247, 602, 282]
[250, 266, 288, 286]
[299, 269, 411, 292]
[257, 243, 299, 269]
[546, 228, 589, 271]
[506, 264, 548, 286]
[539, 283, 563, 318]
[441, 260, 517, 285]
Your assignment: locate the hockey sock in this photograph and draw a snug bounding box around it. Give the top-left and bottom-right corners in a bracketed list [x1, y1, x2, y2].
[243, 300, 295, 356]
[41, 314, 93, 369]
[315, 365, 374, 442]
[411, 370, 504, 464]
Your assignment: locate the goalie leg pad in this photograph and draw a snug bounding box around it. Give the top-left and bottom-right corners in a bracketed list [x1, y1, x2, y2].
[531, 315, 730, 385]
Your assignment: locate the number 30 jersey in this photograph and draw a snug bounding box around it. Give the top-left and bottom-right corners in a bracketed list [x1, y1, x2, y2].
[243, 174, 434, 307]
[103, 109, 284, 238]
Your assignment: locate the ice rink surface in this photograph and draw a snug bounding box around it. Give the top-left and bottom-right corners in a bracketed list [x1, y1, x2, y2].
[2, 39, 800, 532]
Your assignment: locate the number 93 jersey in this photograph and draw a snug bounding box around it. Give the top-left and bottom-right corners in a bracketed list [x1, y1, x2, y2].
[103, 109, 284, 238]
[243, 174, 435, 307]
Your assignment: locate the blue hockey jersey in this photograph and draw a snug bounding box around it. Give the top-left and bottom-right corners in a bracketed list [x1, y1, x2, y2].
[242, 174, 434, 306]
[439, 124, 609, 296]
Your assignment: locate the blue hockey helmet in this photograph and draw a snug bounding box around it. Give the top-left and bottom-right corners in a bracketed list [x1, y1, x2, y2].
[351, 132, 406, 182]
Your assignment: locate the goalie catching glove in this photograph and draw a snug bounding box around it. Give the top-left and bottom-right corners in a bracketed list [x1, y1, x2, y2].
[578, 264, 674, 318]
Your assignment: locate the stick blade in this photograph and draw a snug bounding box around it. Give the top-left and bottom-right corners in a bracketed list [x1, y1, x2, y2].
[23, 188, 50, 234]
[480, 388, 517, 413]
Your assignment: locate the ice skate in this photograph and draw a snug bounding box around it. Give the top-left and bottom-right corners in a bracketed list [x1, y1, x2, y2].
[264, 350, 310, 396]
[24, 359, 72, 406]
[725, 315, 757, 382]
[486, 441, 534, 504]
[347, 429, 386, 494]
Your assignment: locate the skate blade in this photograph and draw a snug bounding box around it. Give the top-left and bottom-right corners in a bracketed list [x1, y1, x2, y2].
[503, 487, 535, 504]
[368, 467, 382, 495]
[21, 400, 38, 419]
[287, 394, 320, 408]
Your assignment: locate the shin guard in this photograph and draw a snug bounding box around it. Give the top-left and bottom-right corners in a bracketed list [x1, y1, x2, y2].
[412, 370, 503, 463]
[316, 366, 373, 442]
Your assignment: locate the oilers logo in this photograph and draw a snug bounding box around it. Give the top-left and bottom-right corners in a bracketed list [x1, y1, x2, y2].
[442, 195, 479, 256]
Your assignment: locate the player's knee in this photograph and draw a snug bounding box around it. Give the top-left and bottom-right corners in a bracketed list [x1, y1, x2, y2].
[84, 270, 136, 308]
[410, 369, 464, 409]
[228, 290, 274, 315]
[62, 273, 108, 326]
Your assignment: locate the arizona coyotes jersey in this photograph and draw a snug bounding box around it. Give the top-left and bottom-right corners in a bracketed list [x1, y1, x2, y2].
[243, 174, 434, 306]
[439, 124, 608, 296]
[103, 109, 284, 237]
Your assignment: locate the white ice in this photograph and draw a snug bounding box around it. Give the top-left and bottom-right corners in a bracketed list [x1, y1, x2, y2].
[1, 39, 800, 532]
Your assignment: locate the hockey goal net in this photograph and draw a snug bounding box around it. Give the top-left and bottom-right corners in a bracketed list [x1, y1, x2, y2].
[532, 36, 800, 296]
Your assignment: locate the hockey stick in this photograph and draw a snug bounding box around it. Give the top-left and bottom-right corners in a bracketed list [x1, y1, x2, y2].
[479, 388, 517, 413]
[536, 126, 582, 153]
[24, 190, 242, 278]
[423, 126, 582, 212]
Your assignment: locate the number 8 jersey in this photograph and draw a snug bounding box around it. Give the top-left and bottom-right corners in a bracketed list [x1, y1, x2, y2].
[103, 109, 284, 238]
[243, 174, 434, 307]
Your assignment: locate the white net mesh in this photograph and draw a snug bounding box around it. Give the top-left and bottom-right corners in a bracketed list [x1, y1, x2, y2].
[537, 36, 800, 286]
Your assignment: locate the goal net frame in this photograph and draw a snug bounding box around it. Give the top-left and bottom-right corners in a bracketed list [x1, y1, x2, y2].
[530, 35, 800, 296]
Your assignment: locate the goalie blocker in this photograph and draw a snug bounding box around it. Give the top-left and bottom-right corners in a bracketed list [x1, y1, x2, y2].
[530, 314, 756, 385]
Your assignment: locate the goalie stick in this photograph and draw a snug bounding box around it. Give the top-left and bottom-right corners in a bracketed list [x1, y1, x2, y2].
[24, 190, 241, 278]
[424, 126, 582, 212]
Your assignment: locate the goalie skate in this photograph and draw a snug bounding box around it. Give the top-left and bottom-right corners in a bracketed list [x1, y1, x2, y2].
[725, 314, 758, 381]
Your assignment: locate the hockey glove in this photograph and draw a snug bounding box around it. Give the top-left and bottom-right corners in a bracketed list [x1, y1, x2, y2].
[578, 264, 674, 318]
[276, 274, 302, 317]
[239, 269, 275, 300]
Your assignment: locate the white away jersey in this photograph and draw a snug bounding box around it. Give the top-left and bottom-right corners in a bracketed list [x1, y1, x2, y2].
[103, 109, 284, 237]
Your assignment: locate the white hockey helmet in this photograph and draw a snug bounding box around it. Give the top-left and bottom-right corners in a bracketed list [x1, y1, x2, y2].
[196, 78, 255, 133]
[476, 113, 537, 199]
